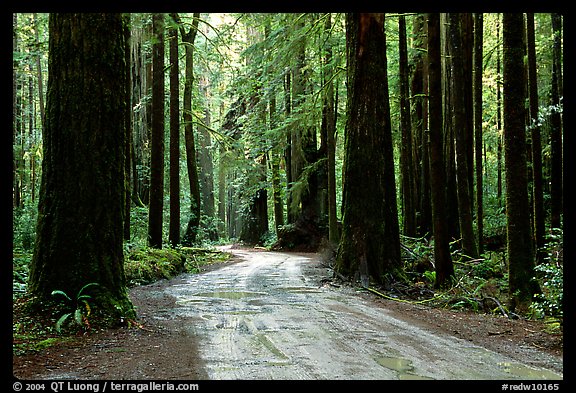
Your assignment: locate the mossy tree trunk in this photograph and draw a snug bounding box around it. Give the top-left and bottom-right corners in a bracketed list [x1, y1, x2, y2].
[28, 13, 134, 321]
[335, 13, 402, 286]
[502, 13, 539, 312]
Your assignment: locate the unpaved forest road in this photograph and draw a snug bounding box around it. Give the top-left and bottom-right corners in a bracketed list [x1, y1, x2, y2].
[164, 246, 562, 380]
[15, 246, 563, 381]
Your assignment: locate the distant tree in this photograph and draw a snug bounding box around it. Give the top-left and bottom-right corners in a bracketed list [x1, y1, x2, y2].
[28, 13, 134, 322]
[148, 13, 165, 249]
[171, 13, 201, 245]
[335, 13, 402, 286]
[502, 13, 539, 312]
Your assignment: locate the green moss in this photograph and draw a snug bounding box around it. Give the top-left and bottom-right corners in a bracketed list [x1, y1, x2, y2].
[125, 248, 185, 286]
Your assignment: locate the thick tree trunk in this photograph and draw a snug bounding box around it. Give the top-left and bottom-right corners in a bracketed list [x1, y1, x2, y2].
[502, 13, 539, 312]
[28, 13, 134, 321]
[335, 13, 402, 286]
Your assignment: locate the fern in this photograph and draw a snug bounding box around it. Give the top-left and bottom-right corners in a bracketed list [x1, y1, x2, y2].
[51, 282, 100, 333]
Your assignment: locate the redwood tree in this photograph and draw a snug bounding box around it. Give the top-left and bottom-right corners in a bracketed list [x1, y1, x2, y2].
[335, 13, 402, 286]
[427, 12, 454, 288]
[28, 13, 134, 321]
[148, 13, 165, 249]
[502, 13, 539, 312]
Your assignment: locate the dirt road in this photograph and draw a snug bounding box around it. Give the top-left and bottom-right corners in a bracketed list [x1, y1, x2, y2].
[163, 246, 562, 380]
[14, 246, 563, 381]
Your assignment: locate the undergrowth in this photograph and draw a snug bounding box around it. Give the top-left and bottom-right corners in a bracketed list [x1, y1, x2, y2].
[12, 244, 232, 355]
[390, 231, 563, 327]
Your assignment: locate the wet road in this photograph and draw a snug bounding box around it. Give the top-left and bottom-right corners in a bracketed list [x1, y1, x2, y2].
[163, 247, 562, 380]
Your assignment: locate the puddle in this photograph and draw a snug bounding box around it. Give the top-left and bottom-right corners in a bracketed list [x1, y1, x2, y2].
[224, 310, 260, 315]
[374, 356, 434, 380]
[283, 287, 323, 294]
[192, 291, 265, 300]
[256, 333, 289, 360]
[374, 356, 414, 373]
[498, 362, 562, 380]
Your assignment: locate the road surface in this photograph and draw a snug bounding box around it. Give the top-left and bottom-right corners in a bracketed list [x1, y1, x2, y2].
[160, 247, 562, 380]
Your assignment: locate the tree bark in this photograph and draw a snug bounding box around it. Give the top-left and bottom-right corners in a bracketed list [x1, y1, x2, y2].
[427, 13, 454, 288]
[447, 13, 478, 260]
[148, 13, 165, 249]
[526, 13, 545, 263]
[168, 18, 181, 247]
[502, 13, 539, 312]
[549, 13, 563, 229]
[399, 15, 417, 237]
[173, 13, 201, 245]
[335, 13, 402, 286]
[473, 13, 484, 255]
[28, 13, 134, 321]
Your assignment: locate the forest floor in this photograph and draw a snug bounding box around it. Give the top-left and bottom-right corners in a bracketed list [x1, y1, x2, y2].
[13, 246, 563, 381]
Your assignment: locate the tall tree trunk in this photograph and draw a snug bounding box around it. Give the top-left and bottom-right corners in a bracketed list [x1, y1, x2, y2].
[440, 13, 460, 241]
[323, 13, 339, 246]
[269, 78, 285, 237]
[399, 15, 417, 237]
[197, 75, 217, 240]
[411, 13, 431, 238]
[473, 13, 484, 255]
[496, 14, 503, 208]
[168, 19, 180, 247]
[33, 13, 45, 131]
[427, 13, 454, 288]
[549, 13, 563, 229]
[526, 13, 545, 263]
[130, 16, 151, 207]
[284, 71, 295, 224]
[148, 13, 165, 249]
[336, 13, 402, 286]
[447, 13, 478, 260]
[173, 13, 201, 245]
[13, 13, 22, 209]
[502, 13, 539, 313]
[123, 14, 132, 241]
[28, 13, 134, 321]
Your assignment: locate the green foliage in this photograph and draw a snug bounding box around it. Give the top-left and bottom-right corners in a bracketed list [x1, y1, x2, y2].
[530, 228, 563, 319]
[13, 204, 38, 251]
[50, 283, 100, 333]
[124, 247, 185, 286]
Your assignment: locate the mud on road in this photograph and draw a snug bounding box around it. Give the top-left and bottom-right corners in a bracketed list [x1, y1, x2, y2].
[162, 247, 562, 380]
[14, 246, 563, 381]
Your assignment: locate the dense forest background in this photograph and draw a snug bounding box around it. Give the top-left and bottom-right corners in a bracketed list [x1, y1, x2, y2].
[12, 13, 563, 327]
